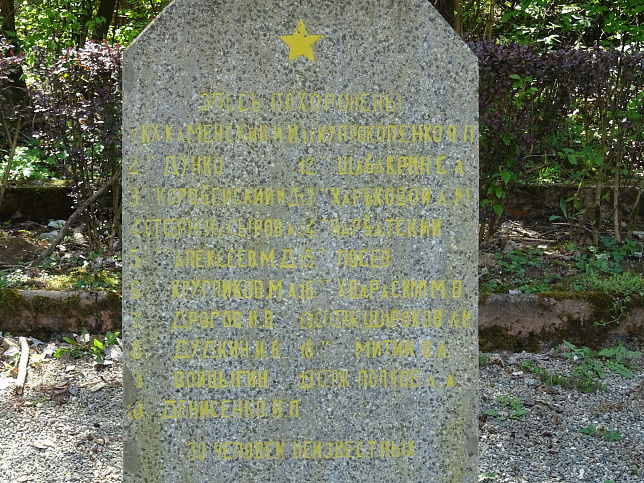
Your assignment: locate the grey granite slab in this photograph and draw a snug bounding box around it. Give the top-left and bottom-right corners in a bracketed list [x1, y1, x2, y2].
[123, 1, 478, 481]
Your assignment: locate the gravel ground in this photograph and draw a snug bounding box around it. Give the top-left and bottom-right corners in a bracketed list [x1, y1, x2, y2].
[478, 349, 643, 482]
[1, 338, 642, 482]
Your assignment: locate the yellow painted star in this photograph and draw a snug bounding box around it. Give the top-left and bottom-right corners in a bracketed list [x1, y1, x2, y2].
[280, 19, 322, 62]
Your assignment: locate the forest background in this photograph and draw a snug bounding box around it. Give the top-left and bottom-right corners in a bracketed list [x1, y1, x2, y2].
[0, 0, 642, 298]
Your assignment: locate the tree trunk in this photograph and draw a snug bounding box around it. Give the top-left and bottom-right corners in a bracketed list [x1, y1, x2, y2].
[0, 0, 17, 43]
[75, 0, 90, 46]
[625, 184, 641, 240]
[0, 114, 20, 210]
[433, 0, 455, 30]
[0, 0, 28, 102]
[453, 0, 463, 36]
[613, 162, 621, 243]
[592, 181, 602, 246]
[91, 0, 117, 41]
[485, 0, 496, 40]
[432, 0, 465, 35]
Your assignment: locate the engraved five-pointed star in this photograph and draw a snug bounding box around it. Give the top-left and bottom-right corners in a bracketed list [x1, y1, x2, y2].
[280, 19, 322, 62]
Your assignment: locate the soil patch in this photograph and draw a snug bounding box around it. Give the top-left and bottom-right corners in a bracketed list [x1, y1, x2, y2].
[0, 234, 46, 265]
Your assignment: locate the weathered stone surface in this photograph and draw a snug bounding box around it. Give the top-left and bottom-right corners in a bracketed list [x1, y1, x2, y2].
[0, 289, 121, 334]
[3, 290, 641, 352]
[123, 1, 478, 481]
[479, 293, 644, 351]
[0, 182, 73, 222]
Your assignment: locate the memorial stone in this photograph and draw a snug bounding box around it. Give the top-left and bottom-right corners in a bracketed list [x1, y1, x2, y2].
[123, 0, 479, 480]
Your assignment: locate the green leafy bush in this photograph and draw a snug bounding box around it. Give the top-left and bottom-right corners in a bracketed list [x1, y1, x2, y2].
[53, 329, 120, 364]
[32, 41, 122, 251]
[471, 41, 644, 243]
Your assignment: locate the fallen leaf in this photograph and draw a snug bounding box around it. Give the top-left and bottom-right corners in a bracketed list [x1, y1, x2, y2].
[105, 345, 122, 362]
[3, 345, 19, 358]
[0, 377, 15, 390]
[52, 381, 70, 395]
[89, 382, 107, 392]
[41, 343, 58, 357]
[30, 439, 55, 449]
[30, 352, 47, 364]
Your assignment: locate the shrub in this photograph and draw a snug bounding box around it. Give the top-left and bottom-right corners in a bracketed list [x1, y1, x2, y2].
[470, 41, 644, 244]
[31, 41, 122, 251]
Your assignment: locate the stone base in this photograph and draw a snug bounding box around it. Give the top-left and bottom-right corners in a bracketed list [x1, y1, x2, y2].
[479, 292, 644, 351]
[1, 289, 641, 352]
[0, 288, 121, 337]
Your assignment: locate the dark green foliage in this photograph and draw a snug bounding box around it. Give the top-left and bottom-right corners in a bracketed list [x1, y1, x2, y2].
[580, 425, 622, 442]
[479, 247, 562, 294]
[494, 0, 644, 49]
[483, 394, 529, 421]
[463, 0, 643, 49]
[15, 0, 171, 63]
[521, 340, 641, 393]
[0, 38, 27, 147]
[470, 41, 644, 241]
[54, 328, 120, 363]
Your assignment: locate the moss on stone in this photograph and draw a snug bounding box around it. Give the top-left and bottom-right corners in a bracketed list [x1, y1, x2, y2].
[479, 325, 520, 352]
[0, 182, 73, 222]
[541, 290, 615, 322]
[477, 289, 644, 351]
[0, 287, 121, 335]
[0, 288, 25, 314]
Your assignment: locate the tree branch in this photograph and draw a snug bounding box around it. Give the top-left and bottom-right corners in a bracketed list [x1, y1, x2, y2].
[15, 336, 29, 395]
[0, 113, 21, 210]
[31, 170, 121, 266]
